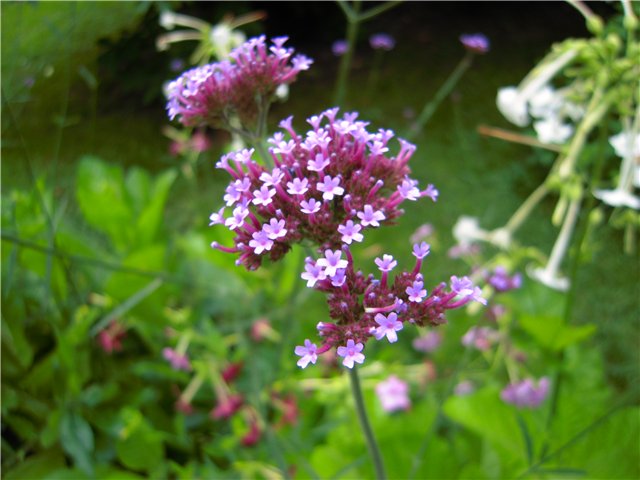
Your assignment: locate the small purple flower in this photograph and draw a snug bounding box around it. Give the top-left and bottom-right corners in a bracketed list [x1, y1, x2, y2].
[249, 230, 274, 254]
[225, 205, 249, 230]
[501, 377, 550, 408]
[398, 178, 421, 200]
[451, 276, 486, 305]
[252, 185, 276, 206]
[461, 326, 498, 351]
[209, 207, 225, 226]
[163, 347, 191, 371]
[260, 168, 284, 186]
[330, 269, 347, 287]
[406, 279, 427, 302]
[287, 177, 309, 195]
[317, 249, 348, 277]
[263, 218, 287, 239]
[357, 205, 386, 227]
[332, 39, 348, 56]
[370, 33, 396, 51]
[373, 312, 403, 343]
[412, 331, 441, 353]
[376, 375, 411, 412]
[487, 266, 523, 292]
[300, 198, 322, 214]
[454, 380, 475, 396]
[337, 339, 365, 368]
[412, 242, 430, 259]
[338, 220, 364, 244]
[301, 260, 327, 287]
[375, 254, 397, 272]
[294, 339, 318, 368]
[460, 33, 490, 54]
[317, 175, 345, 201]
[224, 183, 242, 206]
[307, 153, 331, 172]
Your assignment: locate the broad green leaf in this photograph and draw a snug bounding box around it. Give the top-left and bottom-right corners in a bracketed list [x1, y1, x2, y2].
[59, 410, 95, 476]
[116, 409, 164, 473]
[443, 386, 527, 459]
[3, 449, 66, 480]
[519, 314, 596, 351]
[136, 169, 177, 246]
[76, 155, 133, 250]
[125, 166, 152, 216]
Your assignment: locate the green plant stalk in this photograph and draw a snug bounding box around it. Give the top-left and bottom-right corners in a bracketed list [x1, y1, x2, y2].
[504, 183, 551, 235]
[348, 367, 386, 480]
[407, 52, 474, 140]
[334, 1, 362, 106]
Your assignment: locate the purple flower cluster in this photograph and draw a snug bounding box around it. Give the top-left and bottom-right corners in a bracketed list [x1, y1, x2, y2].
[485, 266, 522, 293]
[210, 108, 438, 270]
[369, 33, 396, 51]
[166, 36, 312, 128]
[295, 243, 486, 369]
[501, 377, 550, 408]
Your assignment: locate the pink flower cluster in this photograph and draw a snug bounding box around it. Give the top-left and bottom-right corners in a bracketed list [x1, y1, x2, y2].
[210, 108, 437, 270]
[166, 36, 312, 128]
[294, 243, 486, 369]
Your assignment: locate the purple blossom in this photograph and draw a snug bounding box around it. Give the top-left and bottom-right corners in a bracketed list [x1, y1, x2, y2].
[460, 33, 490, 54]
[370, 33, 396, 51]
[209, 207, 225, 226]
[398, 178, 421, 200]
[501, 377, 550, 408]
[373, 312, 403, 343]
[263, 218, 288, 239]
[260, 168, 284, 186]
[317, 249, 348, 277]
[307, 153, 330, 172]
[337, 339, 365, 368]
[330, 269, 347, 287]
[375, 375, 411, 412]
[487, 266, 523, 292]
[163, 347, 191, 371]
[406, 279, 427, 302]
[224, 183, 242, 206]
[300, 198, 322, 214]
[225, 205, 249, 230]
[317, 175, 345, 200]
[301, 260, 327, 287]
[332, 39, 348, 56]
[412, 331, 441, 352]
[375, 254, 398, 272]
[358, 205, 386, 227]
[252, 185, 276, 206]
[412, 242, 430, 259]
[287, 177, 309, 195]
[451, 276, 487, 305]
[294, 339, 318, 368]
[461, 326, 498, 351]
[338, 220, 363, 244]
[249, 230, 274, 254]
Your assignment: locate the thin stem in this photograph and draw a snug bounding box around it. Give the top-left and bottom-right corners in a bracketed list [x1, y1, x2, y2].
[504, 182, 550, 234]
[407, 52, 474, 140]
[348, 367, 386, 480]
[334, 2, 362, 106]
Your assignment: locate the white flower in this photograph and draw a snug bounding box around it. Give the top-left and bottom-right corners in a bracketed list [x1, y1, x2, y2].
[534, 116, 573, 144]
[497, 87, 529, 127]
[453, 216, 489, 246]
[609, 131, 640, 160]
[529, 86, 563, 119]
[210, 23, 245, 59]
[593, 188, 640, 210]
[527, 264, 569, 292]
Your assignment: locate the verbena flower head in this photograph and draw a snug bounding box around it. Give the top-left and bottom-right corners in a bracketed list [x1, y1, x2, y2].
[332, 39, 348, 56]
[459, 33, 490, 54]
[210, 108, 436, 270]
[370, 33, 396, 51]
[166, 35, 312, 128]
[375, 375, 411, 412]
[501, 377, 550, 408]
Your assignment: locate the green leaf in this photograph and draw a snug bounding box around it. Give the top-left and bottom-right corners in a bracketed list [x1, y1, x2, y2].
[116, 410, 164, 473]
[136, 169, 177, 246]
[518, 313, 596, 351]
[59, 410, 95, 476]
[124, 166, 151, 216]
[3, 449, 66, 480]
[76, 155, 133, 250]
[1, 312, 34, 369]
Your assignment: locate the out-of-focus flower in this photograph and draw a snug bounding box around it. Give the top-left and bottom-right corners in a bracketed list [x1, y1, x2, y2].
[221, 362, 244, 383]
[534, 115, 574, 144]
[251, 317, 281, 342]
[453, 216, 490, 247]
[211, 393, 244, 419]
[241, 418, 262, 446]
[501, 377, 550, 408]
[412, 330, 442, 353]
[461, 326, 499, 351]
[610, 130, 640, 159]
[332, 39, 348, 56]
[527, 264, 570, 292]
[163, 347, 192, 371]
[459, 33, 490, 54]
[369, 33, 396, 51]
[486, 266, 523, 293]
[375, 375, 411, 412]
[170, 58, 185, 72]
[97, 321, 126, 354]
[454, 380, 475, 396]
[410, 223, 434, 244]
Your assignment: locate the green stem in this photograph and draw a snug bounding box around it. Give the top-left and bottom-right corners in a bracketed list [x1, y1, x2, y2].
[334, 2, 362, 106]
[407, 52, 474, 140]
[348, 367, 386, 480]
[504, 182, 550, 235]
